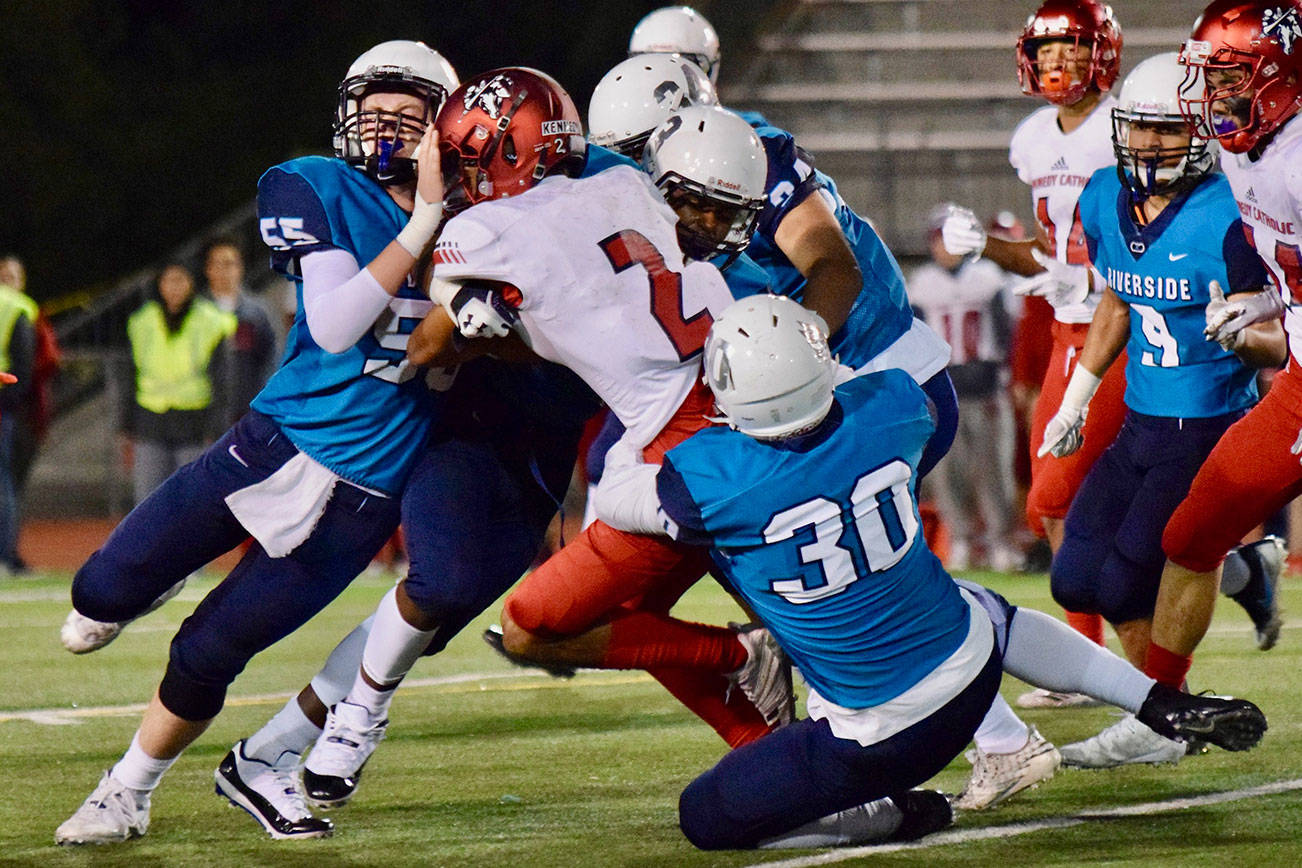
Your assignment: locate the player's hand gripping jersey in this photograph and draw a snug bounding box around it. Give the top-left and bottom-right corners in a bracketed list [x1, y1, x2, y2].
[1010, 96, 1118, 323]
[432, 165, 735, 451]
[251, 156, 449, 494]
[1219, 120, 1302, 367]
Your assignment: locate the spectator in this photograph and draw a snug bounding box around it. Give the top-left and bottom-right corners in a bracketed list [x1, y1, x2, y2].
[203, 238, 279, 425]
[0, 261, 36, 574]
[909, 205, 1020, 571]
[121, 263, 235, 505]
[0, 254, 61, 574]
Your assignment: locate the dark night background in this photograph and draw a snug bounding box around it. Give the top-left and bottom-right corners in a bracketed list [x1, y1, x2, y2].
[0, 1, 758, 307]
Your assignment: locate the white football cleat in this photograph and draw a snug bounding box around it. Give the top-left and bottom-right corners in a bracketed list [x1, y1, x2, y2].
[302, 700, 388, 808]
[55, 773, 150, 845]
[214, 741, 332, 839]
[952, 725, 1060, 810]
[60, 578, 188, 654]
[729, 623, 796, 728]
[1016, 687, 1106, 709]
[1059, 714, 1187, 768]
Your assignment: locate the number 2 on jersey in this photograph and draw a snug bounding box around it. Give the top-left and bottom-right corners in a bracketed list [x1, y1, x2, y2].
[599, 229, 712, 360]
[763, 460, 918, 604]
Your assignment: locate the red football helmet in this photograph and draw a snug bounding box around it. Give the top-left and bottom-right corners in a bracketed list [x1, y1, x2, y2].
[1016, 0, 1123, 105]
[435, 68, 587, 212]
[1178, 0, 1302, 154]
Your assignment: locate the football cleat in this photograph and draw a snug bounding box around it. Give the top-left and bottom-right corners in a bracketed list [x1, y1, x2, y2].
[482, 624, 577, 679]
[1232, 536, 1286, 651]
[889, 790, 954, 841]
[1059, 714, 1187, 768]
[302, 701, 388, 808]
[952, 725, 1060, 810]
[60, 578, 188, 654]
[728, 623, 796, 728]
[1015, 687, 1105, 709]
[55, 772, 150, 845]
[1136, 684, 1267, 752]
[214, 740, 332, 840]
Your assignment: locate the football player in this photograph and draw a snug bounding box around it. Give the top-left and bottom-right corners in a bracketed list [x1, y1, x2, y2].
[1126, 0, 1302, 732]
[941, 0, 1126, 686]
[1037, 52, 1283, 768]
[628, 5, 721, 84]
[629, 104, 1059, 812]
[594, 294, 1266, 849]
[284, 68, 792, 827]
[54, 40, 459, 845]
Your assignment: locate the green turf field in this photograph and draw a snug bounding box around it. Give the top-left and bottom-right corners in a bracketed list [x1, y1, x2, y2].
[2, 568, 1299, 866]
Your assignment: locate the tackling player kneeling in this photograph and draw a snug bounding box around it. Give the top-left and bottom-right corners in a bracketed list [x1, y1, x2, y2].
[592, 295, 1267, 849]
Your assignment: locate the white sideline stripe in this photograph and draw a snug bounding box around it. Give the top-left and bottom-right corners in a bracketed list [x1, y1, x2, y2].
[745, 778, 1302, 867]
[0, 669, 650, 725]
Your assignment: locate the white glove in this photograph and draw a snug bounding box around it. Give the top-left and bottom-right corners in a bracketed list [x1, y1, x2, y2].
[1012, 248, 1092, 308]
[1037, 365, 1102, 458]
[940, 204, 987, 258]
[1203, 280, 1286, 351]
[456, 294, 513, 338]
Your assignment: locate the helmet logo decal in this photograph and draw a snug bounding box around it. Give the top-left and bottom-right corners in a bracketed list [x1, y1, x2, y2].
[463, 74, 515, 118]
[653, 79, 683, 107]
[1263, 6, 1302, 55]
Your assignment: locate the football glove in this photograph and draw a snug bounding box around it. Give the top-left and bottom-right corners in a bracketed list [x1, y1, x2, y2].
[940, 204, 987, 258]
[1203, 280, 1285, 352]
[1037, 365, 1102, 458]
[1013, 248, 1091, 309]
[450, 285, 519, 339]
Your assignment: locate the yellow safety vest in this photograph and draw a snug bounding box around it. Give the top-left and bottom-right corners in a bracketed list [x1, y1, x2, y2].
[0, 284, 38, 373]
[128, 298, 237, 414]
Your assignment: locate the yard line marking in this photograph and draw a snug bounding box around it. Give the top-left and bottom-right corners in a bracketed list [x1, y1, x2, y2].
[745, 778, 1302, 867]
[0, 669, 651, 725]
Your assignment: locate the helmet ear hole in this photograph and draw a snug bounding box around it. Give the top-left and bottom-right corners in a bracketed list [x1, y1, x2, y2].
[502, 134, 518, 166]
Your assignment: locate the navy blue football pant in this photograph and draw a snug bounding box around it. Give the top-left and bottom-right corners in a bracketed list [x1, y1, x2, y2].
[71, 411, 401, 721]
[1052, 409, 1243, 625]
[679, 643, 1001, 849]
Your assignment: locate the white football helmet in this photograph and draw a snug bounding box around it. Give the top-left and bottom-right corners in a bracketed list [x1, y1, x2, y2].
[588, 55, 717, 158]
[334, 40, 459, 186]
[1111, 52, 1213, 198]
[704, 295, 837, 439]
[643, 105, 767, 260]
[628, 6, 722, 84]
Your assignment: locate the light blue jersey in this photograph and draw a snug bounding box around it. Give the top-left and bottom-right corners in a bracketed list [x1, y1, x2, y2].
[737, 115, 914, 370]
[1079, 168, 1267, 418]
[658, 371, 970, 709]
[251, 156, 448, 494]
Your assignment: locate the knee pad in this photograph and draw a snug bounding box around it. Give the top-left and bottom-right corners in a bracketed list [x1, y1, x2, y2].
[156, 620, 244, 721]
[158, 657, 228, 722]
[1049, 553, 1099, 616]
[678, 780, 734, 850]
[70, 554, 149, 624]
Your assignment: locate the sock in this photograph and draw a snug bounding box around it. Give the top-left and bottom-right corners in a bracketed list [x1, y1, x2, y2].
[244, 698, 320, 764]
[345, 587, 437, 720]
[110, 732, 178, 795]
[1220, 548, 1250, 596]
[972, 693, 1030, 754]
[649, 667, 770, 748]
[758, 798, 903, 849]
[309, 614, 375, 707]
[601, 611, 748, 672]
[1003, 608, 1154, 712]
[1064, 609, 1105, 645]
[1144, 641, 1193, 690]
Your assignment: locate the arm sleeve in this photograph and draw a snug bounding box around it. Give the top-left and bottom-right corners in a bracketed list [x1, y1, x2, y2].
[655, 456, 713, 546]
[1222, 219, 1271, 294]
[299, 248, 395, 353]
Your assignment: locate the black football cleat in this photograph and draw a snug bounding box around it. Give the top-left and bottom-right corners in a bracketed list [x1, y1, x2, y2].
[1137, 683, 1267, 752]
[889, 790, 954, 841]
[214, 741, 332, 839]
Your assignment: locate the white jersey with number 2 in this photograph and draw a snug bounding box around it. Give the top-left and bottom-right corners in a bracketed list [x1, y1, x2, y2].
[432, 165, 735, 451]
[1009, 95, 1116, 324]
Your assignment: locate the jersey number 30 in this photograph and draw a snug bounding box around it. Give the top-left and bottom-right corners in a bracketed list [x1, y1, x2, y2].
[762, 460, 917, 604]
